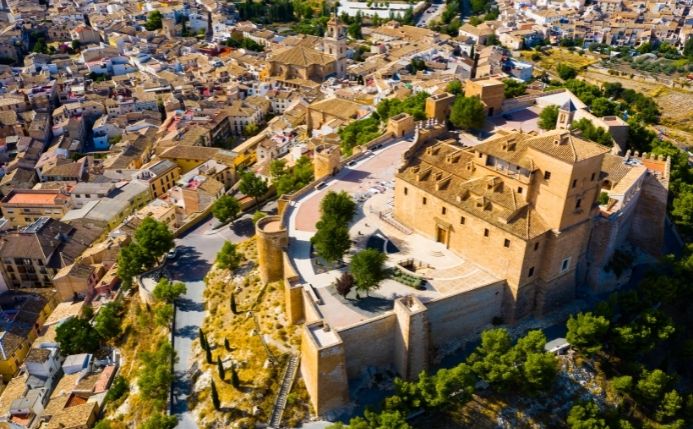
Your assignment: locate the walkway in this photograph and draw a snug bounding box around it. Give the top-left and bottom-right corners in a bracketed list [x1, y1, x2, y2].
[167, 210, 264, 429]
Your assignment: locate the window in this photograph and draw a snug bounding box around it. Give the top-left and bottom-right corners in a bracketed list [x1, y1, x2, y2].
[460, 216, 465, 225]
[422, 197, 427, 205]
[504, 239, 510, 248]
[528, 267, 535, 277]
[517, 187, 523, 194]
[572, 179, 577, 188]
[484, 228, 490, 237]
[441, 207, 446, 215]
[575, 198, 582, 209]
[404, 187, 408, 195]
[591, 172, 596, 181]
[477, 152, 483, 158]
[544, 171, 552, 180]
[534, 242, 539, 251]
[560, 257, 571, 273]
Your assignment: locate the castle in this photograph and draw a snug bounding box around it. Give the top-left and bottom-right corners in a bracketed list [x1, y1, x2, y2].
[256, 104, 671, 417]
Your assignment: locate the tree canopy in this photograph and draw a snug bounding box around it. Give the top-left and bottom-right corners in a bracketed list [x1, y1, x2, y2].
[503, 79, 527, 98]
[320, 191, 356, 224]
[350, 249, 388, 295]
[152, 278, 187, 303]
[311, 216, 351, 262]
[56, 316, 101, 355]
[538, 105, 559, 130]
[449, 96, 486, 130]
[566, 312, 610, 354]
[271, 156, 314, 196]
[134, 217, 175, 263]
[216, 241, 243, 270]
[138, 340, 176, 402]
[239, 171, 269, 206]
[144, 11, 163, 31]
[93, 301, 123, 341]
[212, 195, 241, 224]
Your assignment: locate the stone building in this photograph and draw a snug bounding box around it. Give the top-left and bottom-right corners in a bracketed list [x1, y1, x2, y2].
[262, 15, 347, 83]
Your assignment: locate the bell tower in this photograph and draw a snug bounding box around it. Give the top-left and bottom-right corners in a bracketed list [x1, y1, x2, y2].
[556, 99, 577, 130]
[323, 14, 347, 78]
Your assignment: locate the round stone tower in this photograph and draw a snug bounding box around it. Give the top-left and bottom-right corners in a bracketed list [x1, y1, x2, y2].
[255, 215, 288, 284]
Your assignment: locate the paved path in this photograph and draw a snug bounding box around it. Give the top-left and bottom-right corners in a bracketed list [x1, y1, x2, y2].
[167, 209, 266, 428]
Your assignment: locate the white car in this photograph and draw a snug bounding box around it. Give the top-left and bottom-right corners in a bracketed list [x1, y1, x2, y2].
[166, 247, 179, 260]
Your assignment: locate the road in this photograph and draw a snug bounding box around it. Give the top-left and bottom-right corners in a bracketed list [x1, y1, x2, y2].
[166, 205, 273, 428]
[416, 0, 446, 27]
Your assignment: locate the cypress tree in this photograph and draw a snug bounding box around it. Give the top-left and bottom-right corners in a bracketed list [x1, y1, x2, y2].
[224, 338, 231, 351]
[217, 357, 225, 380]
[211, 380, 220, 410]
[230, 293, 238, 315]
[230, 363, 240, 388]
[199, 328, 208, 351]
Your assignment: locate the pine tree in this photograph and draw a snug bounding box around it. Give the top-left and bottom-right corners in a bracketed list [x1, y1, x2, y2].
[230, 363, 240, 388]
[230, 293, 238, 315]
[211, 380, 220, 410]
[217, 358, 225, 381]
[224, 338, 231, 351]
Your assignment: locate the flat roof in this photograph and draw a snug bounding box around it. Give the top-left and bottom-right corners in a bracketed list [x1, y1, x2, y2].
[5, 193, 63, 206]
[308, 323, 340, 348]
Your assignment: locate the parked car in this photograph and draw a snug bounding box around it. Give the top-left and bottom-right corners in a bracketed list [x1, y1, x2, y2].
[166, 247, 179, 260]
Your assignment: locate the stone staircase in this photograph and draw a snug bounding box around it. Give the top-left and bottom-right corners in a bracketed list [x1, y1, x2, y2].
[268, 354, 300, 428]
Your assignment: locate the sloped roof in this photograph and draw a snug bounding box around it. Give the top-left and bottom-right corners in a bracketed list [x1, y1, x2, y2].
[269, 46, 334, 67]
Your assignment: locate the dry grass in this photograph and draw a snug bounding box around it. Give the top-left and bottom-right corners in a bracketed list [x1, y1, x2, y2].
[193, 238, 309, 428]
[101, 296, 172, 427]
[521, 48, 599, 72]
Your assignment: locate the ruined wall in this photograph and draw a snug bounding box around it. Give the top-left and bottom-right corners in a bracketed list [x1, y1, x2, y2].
[425, 281, 505, 349]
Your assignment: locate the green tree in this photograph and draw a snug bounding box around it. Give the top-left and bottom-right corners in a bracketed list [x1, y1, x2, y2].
[566, 312, 610, 354]
[224, 338, 231, 351]
[590, 97, 618, 117]
[140, 413, 177, 429]
[154, 303, 174, 327]
[538, 105, 560, 130]
[199, 328, 208, 351]
[503, 79, 527, 98]
[657, 390, 683, 422]
[243, 123, 260, 137]
[449, 96, 485, 130]
[230, 292, 238, 315]
[212, 195, 241, 223]
[320, 191, 356, 224]
[557, 63, 578, 80]
[144, 11, 163, 31]
[239, 171, 269, 207]
[56, 317, 101, 355]
[134, 217, 174, 262]
[446, 79, 463, 95]
[104, 376, 129, 405]
[138, 340, 176, 402]
[350, 249, 387, 296]
[152, 278, 187, 303]
[273, 156, 314, 195]
[117, 243, 149, 289]
[612, 375, 633, 394]
[567, 402, 609, 429]
[217, 241, 243, 271]
[93, 301, 122, 341]
[311, 217, 351, 262]
[636, 369, 671, 405]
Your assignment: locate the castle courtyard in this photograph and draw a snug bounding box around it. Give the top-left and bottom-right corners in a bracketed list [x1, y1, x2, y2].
[284, 140, 499, 330]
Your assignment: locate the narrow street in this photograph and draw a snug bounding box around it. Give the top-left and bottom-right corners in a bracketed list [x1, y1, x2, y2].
[166, 209, 264, 428]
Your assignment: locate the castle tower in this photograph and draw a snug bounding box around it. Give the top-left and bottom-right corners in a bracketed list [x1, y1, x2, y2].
[256, 216, 288, 284]
[323, 14, 347, 79]
[556, 99, 577, 130]
[313, 144, 341, 180]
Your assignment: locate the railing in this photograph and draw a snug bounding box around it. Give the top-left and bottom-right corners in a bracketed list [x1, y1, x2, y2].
[268, 354, 300, 428]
